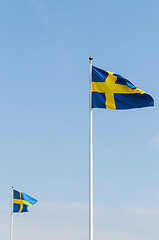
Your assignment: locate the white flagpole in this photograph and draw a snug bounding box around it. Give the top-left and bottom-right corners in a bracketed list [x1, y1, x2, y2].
[89, 56, 93, 240]
[10, 186, 14, 240]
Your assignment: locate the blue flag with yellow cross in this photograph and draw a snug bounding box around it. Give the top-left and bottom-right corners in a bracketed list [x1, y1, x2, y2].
[92, 66, 154, 110]
[13, 189, 37, 213]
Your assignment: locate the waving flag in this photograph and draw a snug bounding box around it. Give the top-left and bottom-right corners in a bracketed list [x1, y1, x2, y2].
[92, 66, 154, 110]
[13, 189, 37, 213]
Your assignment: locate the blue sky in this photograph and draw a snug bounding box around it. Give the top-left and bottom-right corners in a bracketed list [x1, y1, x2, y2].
[0, 0, 159, 239]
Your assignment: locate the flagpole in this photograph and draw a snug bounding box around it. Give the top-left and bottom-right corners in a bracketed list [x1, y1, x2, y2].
[89, 56, 93, 240]
[10, 186, 14, 240]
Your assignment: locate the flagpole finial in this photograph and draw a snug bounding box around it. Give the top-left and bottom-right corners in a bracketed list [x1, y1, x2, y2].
[89, 56, 93, 60]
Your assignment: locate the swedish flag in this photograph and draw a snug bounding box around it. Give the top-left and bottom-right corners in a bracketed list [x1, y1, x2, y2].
[92, 66, 154, 110]
[13, 189, 37, 213]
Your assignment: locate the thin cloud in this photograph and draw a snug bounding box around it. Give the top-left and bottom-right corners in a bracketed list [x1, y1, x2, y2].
[149, 135, 159, 148]
[1, 201, 159, 240]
